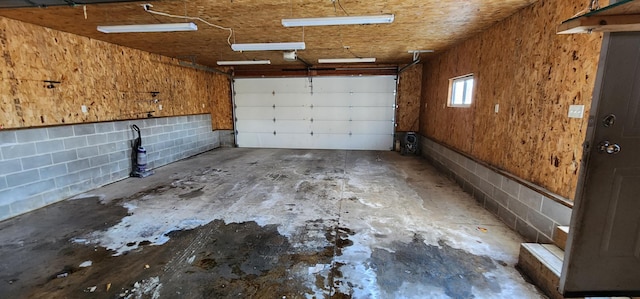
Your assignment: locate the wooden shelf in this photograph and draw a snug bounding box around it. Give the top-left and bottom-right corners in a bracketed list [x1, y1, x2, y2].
[558, 0, 640, 34]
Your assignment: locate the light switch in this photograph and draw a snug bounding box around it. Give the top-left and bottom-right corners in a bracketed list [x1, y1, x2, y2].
[568, 105, 585, 119]
[81, 105, 88, 113]
[494, 104, 499, 113]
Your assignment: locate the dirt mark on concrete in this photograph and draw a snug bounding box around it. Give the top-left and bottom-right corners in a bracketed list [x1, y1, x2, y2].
[0, 197, 129, 299]
[1, 202, 357, 299]
[178, 187, 205, 199]
[170, 220, 329, 298]
[371, 235, 500, 299]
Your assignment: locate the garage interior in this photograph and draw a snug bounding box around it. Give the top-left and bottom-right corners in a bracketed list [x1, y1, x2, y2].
[0, 0, 639, 298]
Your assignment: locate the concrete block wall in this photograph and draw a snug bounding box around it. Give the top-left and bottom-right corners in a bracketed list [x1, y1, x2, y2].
[0, 114, 220, 221]
[218, 130, 235, 147]
[420, 136, 572, 243]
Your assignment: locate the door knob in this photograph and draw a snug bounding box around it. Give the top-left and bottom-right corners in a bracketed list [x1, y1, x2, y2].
[599, 141, 621, 154]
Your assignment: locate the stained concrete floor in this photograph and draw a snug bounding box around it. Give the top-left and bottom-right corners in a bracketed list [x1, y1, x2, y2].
[0, 148, 546, 299]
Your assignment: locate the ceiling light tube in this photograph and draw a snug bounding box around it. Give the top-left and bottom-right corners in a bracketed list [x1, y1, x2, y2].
[217, 60, 271, 65]
[318, 58, 376, 64]
[97, 22, 197, 33]
[231, 42, 306, 51]
[282, 15, 394, 27]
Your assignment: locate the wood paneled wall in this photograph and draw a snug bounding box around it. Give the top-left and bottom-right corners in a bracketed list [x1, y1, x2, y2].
[0, 16, 231, 130]
[420, 0, 606, 199]
[397, 64, 422, 132]
[211, 69, 233, 130]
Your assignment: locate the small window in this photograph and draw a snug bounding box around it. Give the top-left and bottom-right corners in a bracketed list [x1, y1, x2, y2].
[448, 74, 474, 107]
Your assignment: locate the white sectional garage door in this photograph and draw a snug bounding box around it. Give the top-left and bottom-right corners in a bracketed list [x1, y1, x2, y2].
[233, 76, 396, 150]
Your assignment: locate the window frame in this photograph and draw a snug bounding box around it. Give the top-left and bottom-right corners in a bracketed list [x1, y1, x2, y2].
[447, 74, 475, 108]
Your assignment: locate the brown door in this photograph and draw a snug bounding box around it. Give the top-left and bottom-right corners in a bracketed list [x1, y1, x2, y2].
[560, 32, 640, 297]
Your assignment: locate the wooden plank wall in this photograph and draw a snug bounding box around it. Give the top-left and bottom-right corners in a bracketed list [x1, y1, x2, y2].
[211, 68, 233, 130]
[420, 0, 606, 199]
[396, 64, 422, 132]
[0, 16, 230, 129]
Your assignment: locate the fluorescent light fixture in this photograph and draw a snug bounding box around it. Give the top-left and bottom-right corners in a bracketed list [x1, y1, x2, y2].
[217, 60, 271, 65]
[231, 42, 306, 51]
[97, 22, 197, 33]
[282, 15, 394, 27]
[318, 58, 376, 64]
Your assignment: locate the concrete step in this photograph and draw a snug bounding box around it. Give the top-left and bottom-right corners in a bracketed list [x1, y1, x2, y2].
[519, 243, 564, 299]
[554, 226, 569, 251]
[518, 243, 636, 299]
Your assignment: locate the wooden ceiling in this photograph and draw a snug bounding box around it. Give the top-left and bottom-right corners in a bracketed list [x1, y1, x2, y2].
[0, 0, 537, 68]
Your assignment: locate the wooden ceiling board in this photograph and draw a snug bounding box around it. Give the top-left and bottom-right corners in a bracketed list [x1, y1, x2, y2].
[0, 0, 537, 67]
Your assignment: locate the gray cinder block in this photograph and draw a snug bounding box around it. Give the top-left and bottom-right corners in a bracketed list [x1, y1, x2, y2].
[16, 128, 48, 143]
[74, 124, 96, 136]
[0, 159, 22, 175]
[6, 169, 40, 187]
[47, 126, 74, 139]
[36, 139, 65, 154]
[39, 163, 68, 180]
[2, 143, 36, 160]
[21, 154, 52, 170]
[52, 149, 78, 164]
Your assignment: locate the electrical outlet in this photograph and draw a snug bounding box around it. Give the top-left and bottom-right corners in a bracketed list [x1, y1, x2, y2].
[158, 104, 163, 111]
[568, 105, 585, 119]
[81, 105, 88, 113]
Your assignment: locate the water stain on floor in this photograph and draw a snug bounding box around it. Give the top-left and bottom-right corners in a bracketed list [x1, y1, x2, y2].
[371, 235, 501, 299]
[163, 220, 320, 298]
[0, 201, 355, 299]
[0, 197, 129, 299]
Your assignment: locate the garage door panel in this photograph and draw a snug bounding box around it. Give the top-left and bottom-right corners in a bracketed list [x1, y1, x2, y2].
[276, 121, 311, 133]
[235, 107, 274, 120]
[309, 134, 351, 149]
[312, 76, 396, 93]
[349, 94, 396, 107]
[309, 94, 350, 107]
[236, 120, 312, 134]
[350, 107, 395, 120]
[236, 120, 274, 133]
[312, 121, 351, 134]
[234, 76, 395, 150]
[310, 121, 393, 135]
[311, 93, 395, 107]
[310, 107, 394, 121]
[235, 77, 311, 94]
[274, 107, 311, 120]
[235, 93, 313, 107]
[310, 108, 351, 121]
[311, 134, 393, 150]
[237, 133, 314, 149]
[349, 121, 394, 134]
[237, 133, 392, 150]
